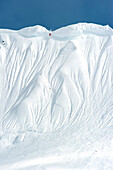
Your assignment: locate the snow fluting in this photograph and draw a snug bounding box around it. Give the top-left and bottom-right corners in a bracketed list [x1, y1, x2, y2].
[0, 23, 113, 169]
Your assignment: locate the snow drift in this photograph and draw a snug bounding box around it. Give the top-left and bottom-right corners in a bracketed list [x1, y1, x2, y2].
[0, 23, 113, 170]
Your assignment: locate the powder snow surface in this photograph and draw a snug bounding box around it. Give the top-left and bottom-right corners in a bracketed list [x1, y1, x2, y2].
[0, 23, 113, 170]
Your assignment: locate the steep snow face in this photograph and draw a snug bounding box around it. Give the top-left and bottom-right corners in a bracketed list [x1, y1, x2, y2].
[0, 23, 113, 169]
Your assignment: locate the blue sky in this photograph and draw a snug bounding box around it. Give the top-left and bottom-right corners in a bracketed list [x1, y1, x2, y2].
[0, 0, 113, 30]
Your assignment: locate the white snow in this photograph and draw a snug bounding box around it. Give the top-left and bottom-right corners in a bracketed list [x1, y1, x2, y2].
[0, 23, 113, 170]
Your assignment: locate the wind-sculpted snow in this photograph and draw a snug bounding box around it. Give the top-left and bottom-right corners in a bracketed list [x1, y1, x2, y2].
[0, 23, 113, 169]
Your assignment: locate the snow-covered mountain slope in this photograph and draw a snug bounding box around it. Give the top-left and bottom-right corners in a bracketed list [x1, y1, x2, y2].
[0, 23, 113, 169]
